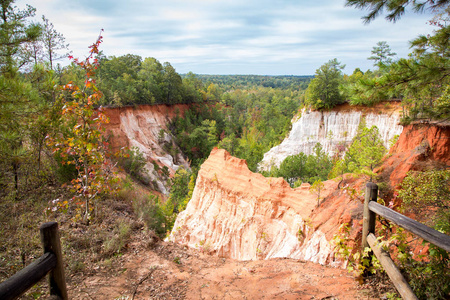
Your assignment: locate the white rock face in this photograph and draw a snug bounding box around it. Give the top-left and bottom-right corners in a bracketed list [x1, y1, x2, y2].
[259, 106, 403, 171]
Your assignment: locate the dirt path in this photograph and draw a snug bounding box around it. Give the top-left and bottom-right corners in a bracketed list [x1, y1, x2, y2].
[68, 241, 375, 300]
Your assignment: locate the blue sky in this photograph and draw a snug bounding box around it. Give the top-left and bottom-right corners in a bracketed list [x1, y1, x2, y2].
[17, 0, 434, 75]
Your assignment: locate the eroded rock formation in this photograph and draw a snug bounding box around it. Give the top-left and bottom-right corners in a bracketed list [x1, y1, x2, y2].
[259, 102, 403, 171]
[169, 148, 363, 267]
[379, 122, 450, 189]
[103, 104, 189, 194]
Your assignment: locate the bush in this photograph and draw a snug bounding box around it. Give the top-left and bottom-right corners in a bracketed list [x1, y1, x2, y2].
[120, 147, 148, 183]
[398, 170, 450, 233]
[395, 169, 450, 299]
[53, 153, 78, 183]
[167, 167, 192, 213]
[133, 194, 173, 238]
[263, 143, 332, 186]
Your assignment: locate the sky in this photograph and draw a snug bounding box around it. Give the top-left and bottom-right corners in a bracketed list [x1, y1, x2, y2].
[16, 0, 435, 75]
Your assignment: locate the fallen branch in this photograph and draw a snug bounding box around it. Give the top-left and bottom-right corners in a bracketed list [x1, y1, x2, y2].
[131, 266, 158, 300]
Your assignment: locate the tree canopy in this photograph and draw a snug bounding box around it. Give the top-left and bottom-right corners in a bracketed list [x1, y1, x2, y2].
[305, 58, 346, 110]
[0, 0, 41, 74]
[345, 0, 450, 23]
[344, 1, 450, 121]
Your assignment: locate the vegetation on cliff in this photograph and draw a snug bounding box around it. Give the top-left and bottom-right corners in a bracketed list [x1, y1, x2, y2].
[302, 0, 450, 124]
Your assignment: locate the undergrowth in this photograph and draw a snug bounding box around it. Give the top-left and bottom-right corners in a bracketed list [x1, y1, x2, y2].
[0, 173, 159, 299]
[333, 220, 450, 299]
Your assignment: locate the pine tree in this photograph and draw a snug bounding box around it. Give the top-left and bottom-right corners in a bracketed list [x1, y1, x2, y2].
[0, 0, 41, 194]
[368, 41, 397, 69]
[305, 58, 346, 110]
[345, 0, 450, 23]
[345, 124, 386, 181]
[347, 1, 450, 121]
[0, 0, 41, 75]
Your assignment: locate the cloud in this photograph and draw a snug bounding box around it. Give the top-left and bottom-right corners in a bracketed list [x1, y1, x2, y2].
[16, 0, 434, 75]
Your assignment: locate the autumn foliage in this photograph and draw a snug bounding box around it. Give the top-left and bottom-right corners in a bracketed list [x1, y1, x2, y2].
[46, 30, 121, 223]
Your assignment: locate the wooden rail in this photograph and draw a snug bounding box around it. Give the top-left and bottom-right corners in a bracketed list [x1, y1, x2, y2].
[362, 182, 450, 300]
[0, 222, 68, 300]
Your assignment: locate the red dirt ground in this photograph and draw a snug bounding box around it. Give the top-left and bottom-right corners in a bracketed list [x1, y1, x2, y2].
[68, 237, 379, 300]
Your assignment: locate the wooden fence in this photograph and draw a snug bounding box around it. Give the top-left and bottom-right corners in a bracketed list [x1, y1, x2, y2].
[0, 222, 68, 300]
[362, 182, 450, 300]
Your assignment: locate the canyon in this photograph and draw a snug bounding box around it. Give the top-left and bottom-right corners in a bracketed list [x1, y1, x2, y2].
[68, 103, 449, 299]
[102, 103, 449, 269]
[167, 104, 450, 269]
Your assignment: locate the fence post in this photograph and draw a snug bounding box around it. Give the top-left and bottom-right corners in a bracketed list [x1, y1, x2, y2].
[40, 222, 68, 300]
[362, 182, 378, 251]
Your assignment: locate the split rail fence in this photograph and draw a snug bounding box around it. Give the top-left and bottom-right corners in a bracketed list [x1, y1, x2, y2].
[0, 222, 68, 300]
[362, 182, 450, 300]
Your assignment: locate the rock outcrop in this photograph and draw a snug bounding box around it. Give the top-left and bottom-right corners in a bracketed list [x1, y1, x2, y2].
[169, 148, 362, 267]
[379, 122, 450, 189]
[259, 102, 403, 171]
[103, 104, 190, 194]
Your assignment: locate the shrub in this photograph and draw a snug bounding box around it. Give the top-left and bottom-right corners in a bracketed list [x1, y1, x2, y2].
[133, 194, 172, 238]
[120, 146, 148, 183]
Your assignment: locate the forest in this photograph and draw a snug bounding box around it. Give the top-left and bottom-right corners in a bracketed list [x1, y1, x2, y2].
[0, 0, 449, 299]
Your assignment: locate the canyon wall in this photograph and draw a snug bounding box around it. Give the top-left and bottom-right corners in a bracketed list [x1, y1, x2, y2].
[103, 104, 189, 194]
[380, 122, 450, 189]
[169, 148, 362, 267]
[259, 103, 403, 171]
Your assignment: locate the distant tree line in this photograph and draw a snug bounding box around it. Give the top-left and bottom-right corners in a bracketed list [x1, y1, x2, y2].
[191, 74, 312, 90]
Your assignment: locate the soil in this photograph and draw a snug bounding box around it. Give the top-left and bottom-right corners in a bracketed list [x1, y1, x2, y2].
[67, 234, 377, 300]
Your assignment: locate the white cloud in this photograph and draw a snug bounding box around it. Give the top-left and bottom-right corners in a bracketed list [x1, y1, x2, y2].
[15, 0, 436, 75]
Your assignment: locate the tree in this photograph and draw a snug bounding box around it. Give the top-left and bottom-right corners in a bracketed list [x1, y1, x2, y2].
[188, 119, 218, 161]
[329, 157, 347, 188]
[346, 0, 450, 121]
[0, 0, 41, 75]
[22, 38, 44, 67]
[368, 41, 396, 69]
[306, 143, 333, 182]
[0, 0, 41, 194]
[96, 54, 142, 105]
[41, 16, 70, 70]
[264, 143, 332, 186]
[396, 169, 450, 299]
[345, 0, 450, 23]
[276, 152, 308, 185]
[137, 57, 164, 103]
[182, 71, 203, 103]
[162, 62, 183, 104]
[217, 133, 239, 156]
[305, 58, 346, 110]
[119, 146, 147, 183]
[345, 124, 386, 180]
[367, 14, 450, 121]
[167, 167, 191, 213]
[47, 31, 121, 223]
[310, 179, 325, 207]
[433, 85, 450, 120]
